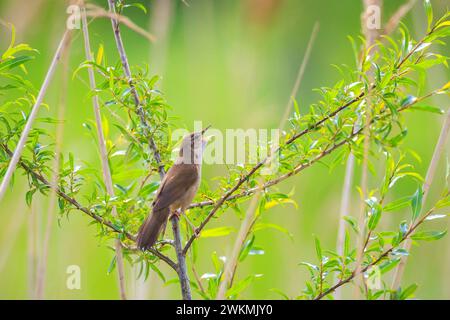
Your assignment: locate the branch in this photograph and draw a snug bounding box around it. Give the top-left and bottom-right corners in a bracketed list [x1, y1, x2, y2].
[0, 144, 178, 272]
[184, 85, 440, 255]
[85, 3, 156, 43]
[0, 29, 71, 202]
[314, 203, 441, 300]
[81, 2, 126, 300]
[106, 0, 191, 300]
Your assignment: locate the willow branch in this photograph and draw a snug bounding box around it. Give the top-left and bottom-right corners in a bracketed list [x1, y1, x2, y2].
[315, 203, 441, 300]
[183, 83, 440, 255]
[0, 144, 177, 272]
[106, 0, 190, 300]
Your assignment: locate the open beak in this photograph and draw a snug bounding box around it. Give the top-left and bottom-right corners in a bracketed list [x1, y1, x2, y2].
[201, 125, 211, 135]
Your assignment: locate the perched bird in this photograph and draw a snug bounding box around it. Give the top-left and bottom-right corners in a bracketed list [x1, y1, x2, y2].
[136, 126, 210, 250]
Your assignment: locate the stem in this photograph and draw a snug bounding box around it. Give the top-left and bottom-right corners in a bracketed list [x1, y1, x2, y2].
[216, 192, 261, 299]
[35, 31, 72, 300]
[353, 0, 382, 298]
[81, 3, 126, 300]
[171, 215, 191, 300]
[0, 29, 71, 203]
[106, 0, 190, 299]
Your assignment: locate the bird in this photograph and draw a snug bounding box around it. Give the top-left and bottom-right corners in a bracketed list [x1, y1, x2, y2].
[136, 126, 210, 250]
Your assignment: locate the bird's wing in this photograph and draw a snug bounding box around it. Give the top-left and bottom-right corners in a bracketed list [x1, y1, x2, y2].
[153, 164, 199, 210]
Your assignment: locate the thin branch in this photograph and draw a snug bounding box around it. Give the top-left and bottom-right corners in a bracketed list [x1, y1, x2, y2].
[0, 144, 178, 272]
[171, 215, 192, 300]
[184, 82, 439, 255]
[216, 23, 319, 299]
[35, 31, 72, 300]
[81, 3, 126, 300]
[106, 0, 164, 179]
[315, 202, 441, 300]
[105, 0, 192, 300]
[86, 3, 156, 43]
[0, 29, 71, 202]
[182, 91, 366, 255]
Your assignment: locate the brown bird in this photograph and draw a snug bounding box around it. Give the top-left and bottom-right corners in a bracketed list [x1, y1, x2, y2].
[137, 126, 210, 250]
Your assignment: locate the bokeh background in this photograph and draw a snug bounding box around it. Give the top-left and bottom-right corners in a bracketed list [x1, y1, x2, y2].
[0, 0, 449, 299]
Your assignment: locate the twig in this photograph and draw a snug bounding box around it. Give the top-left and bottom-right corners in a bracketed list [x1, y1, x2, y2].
[171, 215, 191, 300]
[216, 23, 319, 299]
[0, 144, 178, 272]
[315, 203, 441, 300]
[182, 91, 366, 255]
[0, 29, 71, 202]
[85, 3, 156, 43]
[81, 3, 127, 300]
[391, 105, 450, 291]
[184, 79, 439, 256]
[35, 31, 72, 300]
[105, 0, 192, 299]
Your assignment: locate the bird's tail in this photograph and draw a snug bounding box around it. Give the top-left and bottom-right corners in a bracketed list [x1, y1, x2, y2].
[137, 207, 170, 250]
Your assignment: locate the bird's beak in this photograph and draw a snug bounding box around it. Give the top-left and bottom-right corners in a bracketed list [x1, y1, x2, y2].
[201, 125, 211, 135]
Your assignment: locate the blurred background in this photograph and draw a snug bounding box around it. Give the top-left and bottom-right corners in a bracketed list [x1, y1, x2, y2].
[0, 0, 449, 299]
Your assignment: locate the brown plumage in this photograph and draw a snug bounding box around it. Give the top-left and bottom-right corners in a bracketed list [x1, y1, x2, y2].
[137, 128, 209, 250]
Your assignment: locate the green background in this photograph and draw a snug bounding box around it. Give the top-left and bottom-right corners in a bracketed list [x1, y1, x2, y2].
[0, 0, 449, 299]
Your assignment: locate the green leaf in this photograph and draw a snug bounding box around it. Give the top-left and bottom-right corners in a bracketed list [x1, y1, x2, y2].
[408, 105, 444, 114]
[314, 236, 322, 260]
[424, 0, 433, 31]
[139, 182, 160, 197]
[383, 196, 411, 212]
[253, 222, 293, 239]
[399, 283, 418, 300]
[411, 187, 423, 221]
[270, 288, 290, 300]
[226, 275, 260, 298]
[201, 226, 235, 238]
[123, 3, 147, 14]
[239, 235, 255, 262]
[107, 256, 116, 274]
[379, 258, 400, 274]
[368, 204, 382, 230]
[411, 230, 447, 241]
[0, 56, 35, 73]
